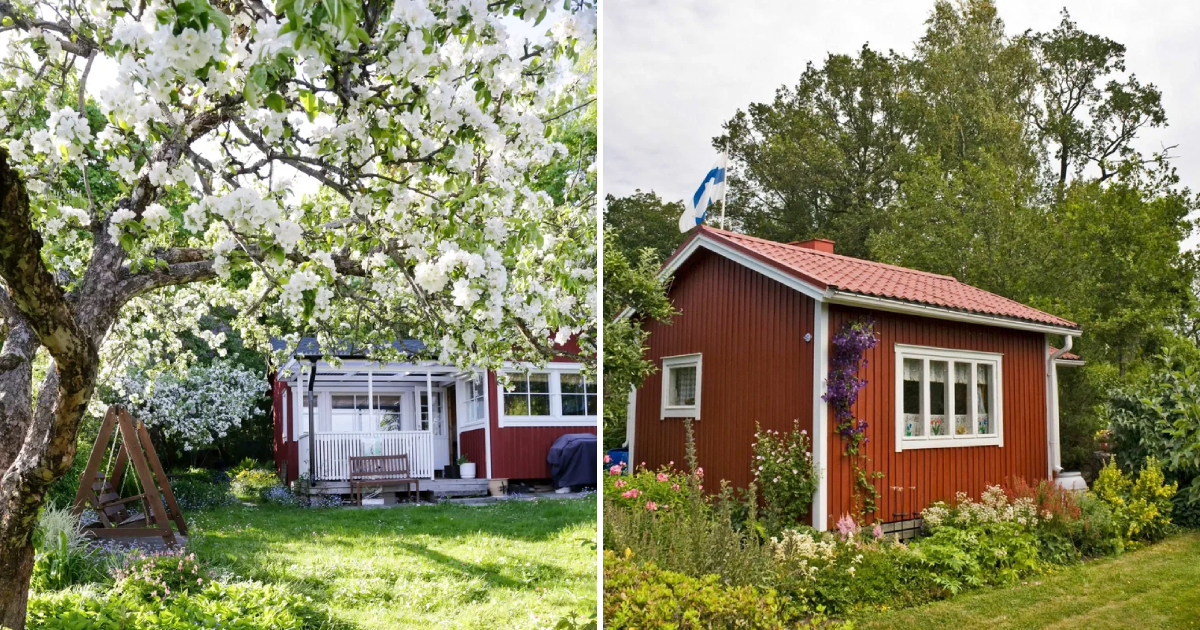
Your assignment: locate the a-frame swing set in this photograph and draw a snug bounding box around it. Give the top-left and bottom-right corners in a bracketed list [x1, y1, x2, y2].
[70, 405, 187, 546]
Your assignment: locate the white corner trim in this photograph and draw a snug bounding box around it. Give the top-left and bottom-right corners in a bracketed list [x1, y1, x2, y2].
[829, 291, 1081, 337]
[812, 303, 829, 531]
[483, 370, 493, 480]
[660, 353, 703, 419]
[626, 386, 637, 461]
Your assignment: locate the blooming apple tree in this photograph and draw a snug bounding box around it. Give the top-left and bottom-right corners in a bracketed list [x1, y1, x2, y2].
[0, 0, 595, 623]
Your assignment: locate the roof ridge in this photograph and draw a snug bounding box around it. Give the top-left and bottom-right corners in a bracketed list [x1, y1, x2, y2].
[703, 226, 957, 282]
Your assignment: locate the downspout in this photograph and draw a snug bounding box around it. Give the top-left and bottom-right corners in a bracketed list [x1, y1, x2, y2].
[1047, 336, 1073, 478]
[308, 358, 318, 483]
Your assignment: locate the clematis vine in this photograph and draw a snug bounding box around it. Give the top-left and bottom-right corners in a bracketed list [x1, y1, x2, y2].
[0, 0, 595, 624]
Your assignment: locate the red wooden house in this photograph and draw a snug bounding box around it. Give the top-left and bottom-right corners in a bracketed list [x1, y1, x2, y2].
[626, 227, 1083, 530]
[271, 337, 597, 498]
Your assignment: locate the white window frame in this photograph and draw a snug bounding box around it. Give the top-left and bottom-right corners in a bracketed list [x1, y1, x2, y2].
[660, 353, 702, 419]
[457, 371, 488, 431]
[496, 363, 597, 428]
[894, 344, 1003, 451]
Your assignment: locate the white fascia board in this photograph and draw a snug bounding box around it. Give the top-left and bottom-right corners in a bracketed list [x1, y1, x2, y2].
[828, 291, 1081, 337]
[1054, 359, 1086, 367]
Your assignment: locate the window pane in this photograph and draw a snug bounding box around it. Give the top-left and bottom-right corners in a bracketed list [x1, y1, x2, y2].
[529, 393, 551, 416]
[377, 395, 402, 431]
[505, 393, 529, 416]
[529, 373, 550, 394]
[507, 373, 528, 393]
[902, 359, 923, 437]
[929, 361, 947, 436]
[561, 373, 585, 394]
[562, 394, 587, 416]
[330, 395, 356, 433]
[977, 364, 993, 434]
[670, 366, 697, 406]
[588, 393, 597, 415]
[954, 362, 971, 435]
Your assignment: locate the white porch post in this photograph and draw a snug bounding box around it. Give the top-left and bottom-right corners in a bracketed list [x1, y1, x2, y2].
[368, 363, 375, 431]
[426, 367, 435, 476]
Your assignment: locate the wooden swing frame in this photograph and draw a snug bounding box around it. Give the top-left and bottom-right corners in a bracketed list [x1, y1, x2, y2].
[71, 405, 187, 546]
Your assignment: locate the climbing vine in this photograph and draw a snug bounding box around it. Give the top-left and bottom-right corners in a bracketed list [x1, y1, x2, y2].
[822, 319, 883, 518]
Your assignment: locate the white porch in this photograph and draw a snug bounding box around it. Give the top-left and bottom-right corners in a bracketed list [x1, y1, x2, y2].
[280, 357, 489, 485]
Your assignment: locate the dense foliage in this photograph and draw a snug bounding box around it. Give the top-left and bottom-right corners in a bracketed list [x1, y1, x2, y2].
[1104, 352, 1200, 526]
[600, 229, 675, 449]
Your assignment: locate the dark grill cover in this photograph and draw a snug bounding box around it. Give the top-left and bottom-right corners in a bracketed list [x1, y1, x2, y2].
[547, 433, 597, 488]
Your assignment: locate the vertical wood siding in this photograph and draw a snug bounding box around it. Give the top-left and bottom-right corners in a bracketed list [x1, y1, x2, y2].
[486, 370, 598, 480]
[826, 305, 1048, 524]
[633, 250, 816, 491]
[272, 377, 285, 480]
[459, 429, 487, 478]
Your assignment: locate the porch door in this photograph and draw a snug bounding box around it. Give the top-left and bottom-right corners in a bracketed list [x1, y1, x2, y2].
[421, 390, 451, 470]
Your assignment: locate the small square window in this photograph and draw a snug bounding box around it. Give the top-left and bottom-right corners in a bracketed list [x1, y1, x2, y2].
[661, 354, 702, 419]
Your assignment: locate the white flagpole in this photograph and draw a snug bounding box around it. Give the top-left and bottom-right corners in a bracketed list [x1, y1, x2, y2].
[719, 147, 729, 230]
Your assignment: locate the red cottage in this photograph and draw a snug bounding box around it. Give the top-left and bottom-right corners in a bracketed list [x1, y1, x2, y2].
[626, 227, 1083, 531]
[271, 337, 596, 498]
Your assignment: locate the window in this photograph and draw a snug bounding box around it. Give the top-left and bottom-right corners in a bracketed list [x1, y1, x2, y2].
[497, 365, 598, 427]
[329, 394, 406, 432]
[660, 354, 702, 419]
[420, 391, 445, 435]
[895, 345, 1002, 450]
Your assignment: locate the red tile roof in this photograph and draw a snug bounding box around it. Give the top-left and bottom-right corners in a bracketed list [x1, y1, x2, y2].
[682, 226, 1079, 330]
[1049, 347, 1083, 361]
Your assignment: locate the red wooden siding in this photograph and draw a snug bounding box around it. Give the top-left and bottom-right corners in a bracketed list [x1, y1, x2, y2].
[633, 250, 816, 491]
[486, 370, 598, 480]
[826, 305, 1048, 525]
[459, 428, 487, 478]
[271, 378, 299, 483]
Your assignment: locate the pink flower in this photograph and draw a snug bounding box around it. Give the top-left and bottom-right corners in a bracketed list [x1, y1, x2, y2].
[621, 489, 642, 499]
[836, 513, 859, 538]
[608, 465, 622, 476]
[614, 480, 626, 489]
[873, 524, 884, 539]
[695, 467, 704, 478]
[656, 472, 670, 483]
[698, 484, 703, 491]
[671, 483, 680, 491]
[645, 501, 658, 511]
[604, 455, 611, 464]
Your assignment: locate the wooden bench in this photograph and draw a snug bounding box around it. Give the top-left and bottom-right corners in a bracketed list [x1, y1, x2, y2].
[349, 454, 420, 506]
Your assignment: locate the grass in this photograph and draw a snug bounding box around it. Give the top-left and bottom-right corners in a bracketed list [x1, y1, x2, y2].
[187, 497, 597, 630]
[857, 530, 1200, 629]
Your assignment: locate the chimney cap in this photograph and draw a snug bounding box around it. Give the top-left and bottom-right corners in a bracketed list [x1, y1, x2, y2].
[790, 238, 835, 254]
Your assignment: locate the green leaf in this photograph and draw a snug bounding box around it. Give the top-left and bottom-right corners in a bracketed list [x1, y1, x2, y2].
[265, 93, 287, 113]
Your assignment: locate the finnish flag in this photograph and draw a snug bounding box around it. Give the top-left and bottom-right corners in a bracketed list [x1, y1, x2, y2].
[678, 154, 727, 232]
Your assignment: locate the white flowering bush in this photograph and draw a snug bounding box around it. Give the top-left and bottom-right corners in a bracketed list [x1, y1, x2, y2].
[121, 361, 265, 451]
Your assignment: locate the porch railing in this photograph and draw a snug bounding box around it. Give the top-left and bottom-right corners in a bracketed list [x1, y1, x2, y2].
[307, 431, 434, 481]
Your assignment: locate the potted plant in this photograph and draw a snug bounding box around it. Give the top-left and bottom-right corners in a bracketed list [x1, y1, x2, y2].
[459, 455, 476, 479]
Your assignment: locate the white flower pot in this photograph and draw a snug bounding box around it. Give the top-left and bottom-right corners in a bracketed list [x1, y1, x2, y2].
[460, 462, 477, 479]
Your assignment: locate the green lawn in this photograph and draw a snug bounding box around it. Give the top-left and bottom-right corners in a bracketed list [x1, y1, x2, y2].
[857, 530, 1200, 629]
[186, 497, 597, 630]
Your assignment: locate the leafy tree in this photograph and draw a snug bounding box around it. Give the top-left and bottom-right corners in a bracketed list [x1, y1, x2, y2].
[0, 0, 596, 623]
[603, 191, 685, 263]
[602, 230, 674, 449]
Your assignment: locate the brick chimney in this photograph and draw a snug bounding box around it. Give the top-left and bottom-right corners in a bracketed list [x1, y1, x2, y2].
[790, 238, 835, 254]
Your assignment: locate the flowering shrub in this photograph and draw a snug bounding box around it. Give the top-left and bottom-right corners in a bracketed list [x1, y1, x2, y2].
[169, 470, 236, 511]
[120, 361, 266, 452]
[601, 458, 699, 515]
[822, 319, 883, 517]
[112, 548, 211, 601]
[752, 421, 818, 529]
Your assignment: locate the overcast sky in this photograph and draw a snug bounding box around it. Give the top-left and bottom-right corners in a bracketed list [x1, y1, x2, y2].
[602, 0, 1200, 245]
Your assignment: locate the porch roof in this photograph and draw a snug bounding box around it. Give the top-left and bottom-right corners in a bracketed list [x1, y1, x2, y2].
[271, 336, 427, 359]
[277, 358, 471, 387]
